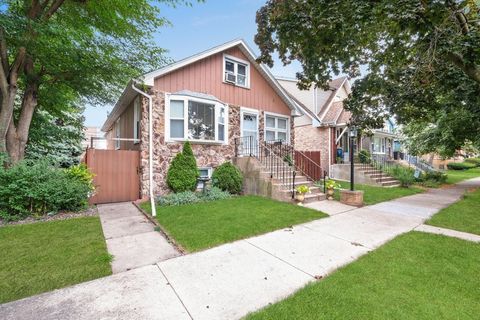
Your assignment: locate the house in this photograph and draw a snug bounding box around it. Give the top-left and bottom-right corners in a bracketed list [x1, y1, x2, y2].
[100, 39, 309, 197]
[278, 76, 401, 185]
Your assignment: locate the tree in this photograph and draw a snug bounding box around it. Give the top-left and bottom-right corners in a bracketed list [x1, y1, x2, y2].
[0, 0, 189, 163]
[255, 0, 480, 156]
[25, 105, 85, 168]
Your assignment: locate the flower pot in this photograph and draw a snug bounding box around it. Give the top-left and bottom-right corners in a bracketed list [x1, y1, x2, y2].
[296, 193, 305, 203]
[326, 187, 335, 200]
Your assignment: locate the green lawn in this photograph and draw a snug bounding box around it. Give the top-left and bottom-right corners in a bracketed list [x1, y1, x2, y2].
[426, 188, 480, 235]
[246, 231, 480, 320]
[333, 180, 423, 205]
[0, 217, 112, 303]
[141, 196, 327, 252]
[445, 167, 480, 184]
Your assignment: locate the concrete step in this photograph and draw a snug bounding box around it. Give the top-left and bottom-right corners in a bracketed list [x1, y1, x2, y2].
[273, 180, 314, 187]
[375, 177, 398, 183]
[303, 192, 327, 203]
[382, 181, 401, 187]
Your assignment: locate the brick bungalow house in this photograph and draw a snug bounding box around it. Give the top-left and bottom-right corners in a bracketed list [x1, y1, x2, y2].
[277, 76, 399, 176]
[101, 39, 307, 197]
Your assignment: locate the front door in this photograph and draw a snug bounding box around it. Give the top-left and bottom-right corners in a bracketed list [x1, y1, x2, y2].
[241, 112, 258, 156]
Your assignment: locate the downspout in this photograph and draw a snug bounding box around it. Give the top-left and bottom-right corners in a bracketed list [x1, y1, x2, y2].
[131, 81, 157, 217]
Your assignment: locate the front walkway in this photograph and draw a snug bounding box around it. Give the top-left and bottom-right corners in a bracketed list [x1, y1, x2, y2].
[98, 202, 180, 273]
[1, 178, 479, 320]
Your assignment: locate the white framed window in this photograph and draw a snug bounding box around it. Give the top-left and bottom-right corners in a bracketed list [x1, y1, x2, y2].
[264, 112, 289, 143]
[165, 94, 228, 144]
[223, 54, 250, 88]
[372, 137, 386, 154]
[133, 97, 140, 143]
[114, 118, 121, 150]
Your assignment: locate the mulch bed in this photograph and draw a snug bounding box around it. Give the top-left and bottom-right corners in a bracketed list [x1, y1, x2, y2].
[0, 207, 98, 227]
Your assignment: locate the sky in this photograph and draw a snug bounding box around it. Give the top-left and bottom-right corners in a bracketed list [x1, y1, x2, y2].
[83, 0, 304, 128]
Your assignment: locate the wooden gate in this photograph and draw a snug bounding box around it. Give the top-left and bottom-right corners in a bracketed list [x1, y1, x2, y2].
[83, 149, 140, 204]
[294, 151, 322, 180]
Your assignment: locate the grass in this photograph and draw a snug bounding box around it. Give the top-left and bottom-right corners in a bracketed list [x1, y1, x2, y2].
[141, 195, 327, 252]
[333, 180, 423, 205]
[246, 231, 480, 320]
[445, 167, 480, 184]
[0, 217, 112, 303]
[426, 188, 480, 235]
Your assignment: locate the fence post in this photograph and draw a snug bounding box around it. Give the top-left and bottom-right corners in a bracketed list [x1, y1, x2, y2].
[292, 170, 296, 199]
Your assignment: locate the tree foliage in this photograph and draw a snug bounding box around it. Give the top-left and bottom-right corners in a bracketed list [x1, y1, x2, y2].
[255, 0, 480, 157]
[25, 105, 84, 167]
[0, 0, 192, 162]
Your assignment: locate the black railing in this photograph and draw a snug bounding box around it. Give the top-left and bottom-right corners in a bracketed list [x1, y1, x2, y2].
[235, 137, 328, 198]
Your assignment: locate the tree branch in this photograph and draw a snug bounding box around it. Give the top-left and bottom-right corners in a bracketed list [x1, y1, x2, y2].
[9, 47, 26, 84]
[44, 0, 66, 20]
[446, 52, 480, 84]
[0, 27, 8, 77]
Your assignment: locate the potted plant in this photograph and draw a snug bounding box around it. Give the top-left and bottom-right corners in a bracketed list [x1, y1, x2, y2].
[295, 185, 310, 205]
[325, 179, 341, 200]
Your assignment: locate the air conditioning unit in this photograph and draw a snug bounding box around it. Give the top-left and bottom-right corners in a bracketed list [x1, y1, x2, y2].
[225, 72, 236, 83]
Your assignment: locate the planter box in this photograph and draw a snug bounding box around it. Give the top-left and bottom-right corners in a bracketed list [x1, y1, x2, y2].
[340, 189, 364, 207]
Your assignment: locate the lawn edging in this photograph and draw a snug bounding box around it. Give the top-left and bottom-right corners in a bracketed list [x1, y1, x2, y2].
[132, 200, 187, 254]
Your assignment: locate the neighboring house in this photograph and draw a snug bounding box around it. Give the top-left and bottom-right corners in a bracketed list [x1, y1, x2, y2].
[278, 76, 401, 175]
[82, 126, 107, 150]
[101, 39, 303, 196]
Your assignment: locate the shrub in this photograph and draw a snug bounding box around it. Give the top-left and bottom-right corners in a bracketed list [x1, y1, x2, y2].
[388, 165, 415, 187]
[166, 141, 199, 192]
[212, 162, 243, 194]
[422, 171, 447, 184]
[0, 160, 91, 221]
[200, 187, 232, 202]
[358, 150, 371, 164]
[66, 163, 95, 193]
[156, 187, 231, 206]
[157, 191, 201, 206]
[464, 158, 480, 167]
[447, 162, 476, 170]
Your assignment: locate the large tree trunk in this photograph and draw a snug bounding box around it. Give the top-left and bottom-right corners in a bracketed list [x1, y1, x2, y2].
[0, 46, 26, 155]
[6, 80, 38, 163]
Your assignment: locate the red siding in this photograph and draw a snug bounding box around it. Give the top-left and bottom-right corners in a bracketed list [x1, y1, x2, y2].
[153, 46, 291, 115]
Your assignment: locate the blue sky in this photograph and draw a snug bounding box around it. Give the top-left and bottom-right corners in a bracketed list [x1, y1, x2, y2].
[83, 0, 303, 127]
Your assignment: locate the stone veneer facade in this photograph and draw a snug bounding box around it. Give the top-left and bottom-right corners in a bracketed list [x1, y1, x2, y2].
[138, 89, 293, 196]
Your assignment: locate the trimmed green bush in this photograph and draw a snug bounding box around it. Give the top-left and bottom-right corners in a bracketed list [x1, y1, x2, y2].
[166, 141, 199, 192]
[0, 160, 93, 221]
[157, 187, 232, 206]
[212, 162, 243, 194]
[447, 162, 476, 170]
[464, 158, 480, 167]
[423, 171, 447, 183]
[358, 150, 371, 164]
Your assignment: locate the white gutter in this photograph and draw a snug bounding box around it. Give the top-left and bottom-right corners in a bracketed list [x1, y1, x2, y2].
[131, 81, 157, 217]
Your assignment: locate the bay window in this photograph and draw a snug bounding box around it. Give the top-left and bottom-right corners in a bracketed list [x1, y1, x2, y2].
[265, 113, 289, 142]
[166, 94, 228, 143]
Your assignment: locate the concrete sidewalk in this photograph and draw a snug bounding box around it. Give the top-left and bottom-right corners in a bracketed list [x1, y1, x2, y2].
[1, 178, 478, 320]
[98, 202, 180, 273]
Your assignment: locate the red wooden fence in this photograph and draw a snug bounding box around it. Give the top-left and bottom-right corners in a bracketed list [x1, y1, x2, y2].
[83, 149, 140, 204]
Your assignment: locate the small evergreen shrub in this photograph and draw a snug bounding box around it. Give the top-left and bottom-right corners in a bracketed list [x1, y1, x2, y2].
[166, 141, 199, 192]
[447, 162, 476, 170]
[358, 150, 371, 164]
[0, 160, 92, 221]
[464, 158, 480, 167]
[212, 162, 243, 194]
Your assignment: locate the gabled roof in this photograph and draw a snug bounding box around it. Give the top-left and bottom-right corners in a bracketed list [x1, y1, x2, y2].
[102, 39, 302, 132]
[318, 76, 351, 123]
